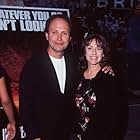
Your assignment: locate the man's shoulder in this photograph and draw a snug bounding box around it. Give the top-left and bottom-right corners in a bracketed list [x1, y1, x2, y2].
[27, 52, 48, 64]
[22, 52, 49, 72]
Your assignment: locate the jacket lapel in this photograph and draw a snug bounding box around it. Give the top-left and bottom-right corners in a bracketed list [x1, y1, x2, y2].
[44, 53, 61, 94]
[64, 54, 73, 95]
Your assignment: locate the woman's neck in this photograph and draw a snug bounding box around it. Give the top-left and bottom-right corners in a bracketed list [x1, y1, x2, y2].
[84, 65, 101, 79]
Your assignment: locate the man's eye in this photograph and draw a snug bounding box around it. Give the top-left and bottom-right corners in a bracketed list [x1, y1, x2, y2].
[63, 32, 69, 36]
[52, 31, 56, 34]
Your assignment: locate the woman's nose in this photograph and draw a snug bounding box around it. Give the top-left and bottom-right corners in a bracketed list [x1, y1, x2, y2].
[92, 48, 96, 54]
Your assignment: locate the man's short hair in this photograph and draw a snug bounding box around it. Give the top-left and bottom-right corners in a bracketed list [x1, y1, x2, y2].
[44, 14, 71, 35]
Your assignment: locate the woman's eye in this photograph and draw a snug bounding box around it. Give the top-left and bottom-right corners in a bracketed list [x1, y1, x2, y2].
[88, 48, 92, 50]
[87, 46, 92, 49]
[97, 47, 102, 50]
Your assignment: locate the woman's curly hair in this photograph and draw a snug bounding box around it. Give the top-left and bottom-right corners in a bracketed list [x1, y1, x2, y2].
[78, 33, 111, 72]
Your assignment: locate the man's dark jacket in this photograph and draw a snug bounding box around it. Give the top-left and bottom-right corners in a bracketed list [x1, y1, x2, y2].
[19, 51, 79, 140]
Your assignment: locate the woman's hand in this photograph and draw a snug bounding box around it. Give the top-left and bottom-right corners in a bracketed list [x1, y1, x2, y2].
[7, 123, 16, 140]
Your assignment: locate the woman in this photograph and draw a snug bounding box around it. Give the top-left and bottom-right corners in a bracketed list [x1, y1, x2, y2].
[0, 66, 16, 140]
[75, 34, 121, 140]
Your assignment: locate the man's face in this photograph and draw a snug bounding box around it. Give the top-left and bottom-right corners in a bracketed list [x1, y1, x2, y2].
[45, 18, 71, 54]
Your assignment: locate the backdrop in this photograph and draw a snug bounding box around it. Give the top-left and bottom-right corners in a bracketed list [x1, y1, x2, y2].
[0, 5, 69, 140]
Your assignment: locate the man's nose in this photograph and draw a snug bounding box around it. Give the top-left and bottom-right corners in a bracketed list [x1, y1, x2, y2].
[57, 33, 62, 40]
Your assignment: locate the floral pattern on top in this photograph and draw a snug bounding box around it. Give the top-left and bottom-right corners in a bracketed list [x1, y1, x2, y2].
[75, 77, 96, 133]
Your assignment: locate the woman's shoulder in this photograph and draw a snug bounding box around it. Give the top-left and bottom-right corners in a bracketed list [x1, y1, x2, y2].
[96, 70, 122, 95]
[0, 66, 5, 79]
[97, 70, 118, 83]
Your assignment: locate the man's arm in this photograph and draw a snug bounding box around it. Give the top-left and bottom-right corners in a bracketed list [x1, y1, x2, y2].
[102, 65, 115, 76]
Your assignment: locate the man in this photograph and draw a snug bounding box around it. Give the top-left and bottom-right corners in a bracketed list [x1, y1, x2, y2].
[19, 14, 113, 140]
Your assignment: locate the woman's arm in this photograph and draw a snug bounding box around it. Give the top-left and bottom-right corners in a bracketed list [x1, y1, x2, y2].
[95, 75, 121, 140]
[0, 76, 16, 140]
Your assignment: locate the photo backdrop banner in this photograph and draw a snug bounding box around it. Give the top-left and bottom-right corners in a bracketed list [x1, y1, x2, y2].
[0, 5, 70, 32]
[0, 5, 69, 140]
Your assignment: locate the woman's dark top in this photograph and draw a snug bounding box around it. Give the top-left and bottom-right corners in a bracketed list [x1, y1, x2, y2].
[75, 70, 121, 140]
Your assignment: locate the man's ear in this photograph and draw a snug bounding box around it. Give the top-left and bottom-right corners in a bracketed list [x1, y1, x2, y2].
[45, 32, 48, 40]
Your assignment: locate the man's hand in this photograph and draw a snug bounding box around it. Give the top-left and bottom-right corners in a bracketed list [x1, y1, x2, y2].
[34, 138, 41, 140]
[102, 65, 115, 76]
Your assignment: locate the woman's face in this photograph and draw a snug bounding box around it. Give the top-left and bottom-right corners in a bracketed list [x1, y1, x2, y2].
[85, 39, 104, 66]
